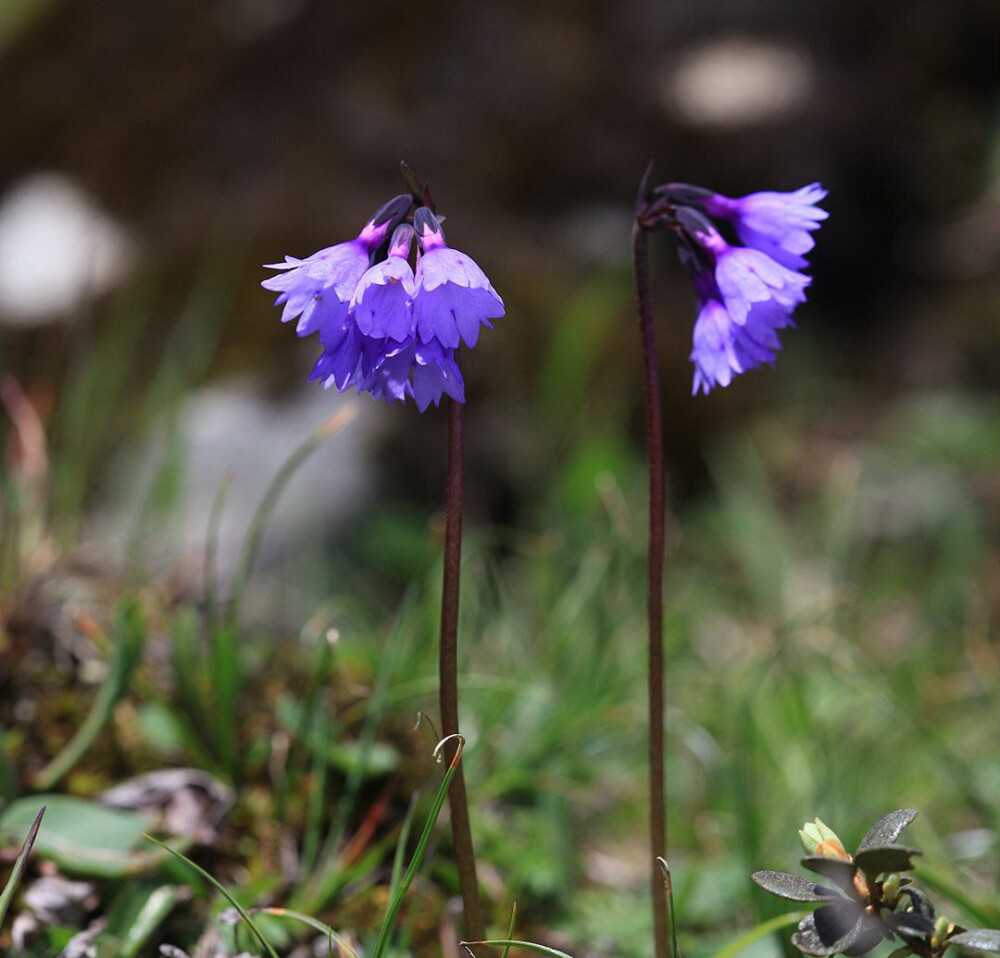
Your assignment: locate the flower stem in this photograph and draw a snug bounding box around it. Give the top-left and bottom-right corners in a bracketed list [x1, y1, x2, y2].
[439, 392, 486, 941]
[633, 220, 670, 958]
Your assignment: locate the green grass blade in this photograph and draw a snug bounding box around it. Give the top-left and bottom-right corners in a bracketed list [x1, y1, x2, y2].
[206, 619, 240, 779]
[657, 858, 682, 958]
[460, 941, 576, 958]
[389, 790, 421, 901]
[305, 589, 415, 909]
[115, 883, 182, 958]
[703, 911, 808, 958]
[203, 470, 233, 635]
[0, 805, 44, 930]
[50, 279, 155, 538]
[226, 405, 357, 627]
[297, 620, 337, 748]
[332, 589, 414, 831]
[0, 723, 18, 802]
[167, 607, 226, 773]
[501, 903, 518, 958]
[251, 906, 359, 958]
[370, 735, 465, 958]
[33, 599, 145, 790]
[300, 706, 332, 876]
[143, 834, 280, 958]
[296, 627, 336, 862]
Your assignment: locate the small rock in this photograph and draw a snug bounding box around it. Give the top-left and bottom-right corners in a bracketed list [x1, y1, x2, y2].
[99, 768, 235, 843]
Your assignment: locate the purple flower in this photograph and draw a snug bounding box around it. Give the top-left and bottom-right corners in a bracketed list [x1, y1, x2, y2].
[307, 321, 370, 393]
[262, 194, 411, 342]
[677, 212, 810, 394]
[711, 241, 811, 326]
[704, 184, 828, 270]
[411, 207, 505, 349]
[350, 225, 417, 343]
[690, 275, 795, 395]
[645, 179, 827, 384]
[269, 196, 502, 412]
[309, 332, 465, 412]
[364, 338, 466, 411]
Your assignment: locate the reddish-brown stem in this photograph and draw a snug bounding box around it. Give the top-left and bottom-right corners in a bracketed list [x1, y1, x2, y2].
[439, 393, 486, 941]
[633, 221, 670, 958]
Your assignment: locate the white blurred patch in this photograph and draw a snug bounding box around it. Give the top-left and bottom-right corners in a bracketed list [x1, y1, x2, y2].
[101, 378, 379, 576]
[663, 38, 814, 128]
[0, 172, 134, 326]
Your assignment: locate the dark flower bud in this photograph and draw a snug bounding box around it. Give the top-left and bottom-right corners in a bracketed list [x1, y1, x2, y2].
[654, 182, 715, 205]
[674, 205, 717, 241]
[370, 193, 413, 229]
[414, 206, 445, 243]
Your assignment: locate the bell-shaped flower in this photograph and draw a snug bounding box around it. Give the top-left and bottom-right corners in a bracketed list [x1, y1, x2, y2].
[689, 272, 795, 395]
[261, 194, 412, 341]
[706, 236, 810, 326]
[350, 225, 417, 343]
[411, 207, 505, 349]
[704, 183, 828, 270]
[363, 337, 465, 411]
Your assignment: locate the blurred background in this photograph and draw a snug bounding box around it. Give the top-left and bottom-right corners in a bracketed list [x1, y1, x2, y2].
[1, 0, 997, 537]
[0, 0, 997, 955]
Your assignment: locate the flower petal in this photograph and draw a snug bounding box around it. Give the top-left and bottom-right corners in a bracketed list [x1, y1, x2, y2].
[308, 322, 366, 391]
[351, 257, 416, 342]
[262, 240, 369, 339]
[715, 247, 810, 325]
[413, 274, 504, 348]
[707, 184, 828, 269]
[690, 298, 741, 394]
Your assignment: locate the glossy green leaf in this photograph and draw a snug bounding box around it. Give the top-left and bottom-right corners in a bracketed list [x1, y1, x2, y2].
[950, 930, 1000, 955]
[752, 870, 838, 902]
[857, 810, 918, 853]
[853, 844, 920, 877]
[0, 796, 152, 876]
[885, 911, 934, 938]
[800, 857, 858, 897]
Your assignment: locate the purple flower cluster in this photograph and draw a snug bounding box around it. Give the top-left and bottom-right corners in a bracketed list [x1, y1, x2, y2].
[654, 183, 828, 394]
[263, 196, 504, 411]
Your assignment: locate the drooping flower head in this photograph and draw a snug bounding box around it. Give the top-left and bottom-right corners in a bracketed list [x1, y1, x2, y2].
[264, 182, 504, 412]
[641, 181, 827, 394]
[669, 206, 806, 395]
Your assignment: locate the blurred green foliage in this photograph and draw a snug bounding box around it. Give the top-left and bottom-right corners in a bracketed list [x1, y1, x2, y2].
[0, 254, 996, 956]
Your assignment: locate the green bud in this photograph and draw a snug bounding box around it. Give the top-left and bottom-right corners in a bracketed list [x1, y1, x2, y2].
[799, 818, 850, 859]
[881, 872, 900, 906]
[933, 916, 953, 940]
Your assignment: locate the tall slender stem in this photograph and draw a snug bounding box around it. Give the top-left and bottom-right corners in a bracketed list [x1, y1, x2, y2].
[439, 393, 486, 941]
[633, 221, 670, 958]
